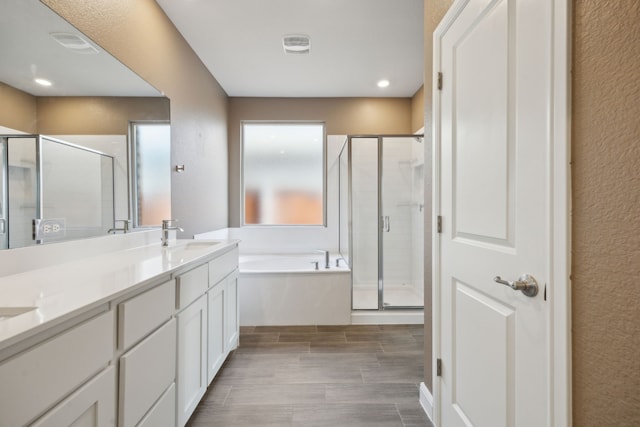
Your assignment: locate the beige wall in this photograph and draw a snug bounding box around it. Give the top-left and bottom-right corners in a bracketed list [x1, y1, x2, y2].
[0, 83, 37, 133]
[411, 85, 425, 133]
[572, 0, 640, 425]
[37, 97, 169, 135]
[424, 1, 640, 424]
[42, 0, 230, 237]
[227, 97, 413, 226]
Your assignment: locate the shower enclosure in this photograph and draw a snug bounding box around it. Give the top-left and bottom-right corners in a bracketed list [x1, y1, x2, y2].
[339, 135, 426, 310]
[0, 135, 115, 249]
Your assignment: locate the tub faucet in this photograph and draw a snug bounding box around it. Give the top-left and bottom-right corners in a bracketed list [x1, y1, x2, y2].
[108, 219, 130, 234]
[161, 219, 184, 246]
[317, 250, 330, 269]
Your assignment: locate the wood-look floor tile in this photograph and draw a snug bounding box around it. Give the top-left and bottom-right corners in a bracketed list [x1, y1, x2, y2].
[317, 324, 382, 333]
[361, 365, 423, 384]
[298, 352, 380, 369]
[239, 326, 256, 334]
[254, 325, 318, 333]
[223, 353, 301, 369]
[325, 383, 419, 404]
[309, 341, 383, 353]
[239, 332, 280, 344]
[224, 384, 326, 405]
[188, 404, 294, 426]
[189, 324, 427, 426]
[213, 367, 277, 385]
[273, 365, 364, 384]
[234, 342, 310, 354]
[278, 332, 347, 343]
[291, 403, 404, 427]
[381, 341, 426, 353]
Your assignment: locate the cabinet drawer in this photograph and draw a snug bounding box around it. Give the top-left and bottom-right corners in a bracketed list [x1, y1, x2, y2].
[31, 366, 116, 427]
[119, 319, 176, 427]
[137, 383, 175, 427]
[208, 247, 239, 287]
[0, 310, 114, 427]
[176, 264, 209, 310]
[118, 279, 174, 350]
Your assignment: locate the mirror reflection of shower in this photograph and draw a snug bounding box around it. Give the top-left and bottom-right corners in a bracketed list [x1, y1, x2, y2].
[339, 135, 426, 310]
[0, 134, 115, 249]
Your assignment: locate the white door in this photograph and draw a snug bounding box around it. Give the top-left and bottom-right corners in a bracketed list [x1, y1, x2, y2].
[433, 0, 570, 426]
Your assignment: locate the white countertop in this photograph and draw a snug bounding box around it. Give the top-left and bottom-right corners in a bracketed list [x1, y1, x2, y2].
[0, 239, 238, 352]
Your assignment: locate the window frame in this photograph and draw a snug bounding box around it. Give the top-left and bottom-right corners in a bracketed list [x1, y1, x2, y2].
[240, 120, 327, 227]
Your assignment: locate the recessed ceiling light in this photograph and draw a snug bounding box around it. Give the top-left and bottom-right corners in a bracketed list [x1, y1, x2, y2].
[377, 79, 390, 88]
[35, 78, 52, 87]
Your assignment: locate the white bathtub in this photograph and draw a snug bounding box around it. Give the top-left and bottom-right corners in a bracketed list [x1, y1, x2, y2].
[238, 253, 351, 326]
[240, 252, 349, 273]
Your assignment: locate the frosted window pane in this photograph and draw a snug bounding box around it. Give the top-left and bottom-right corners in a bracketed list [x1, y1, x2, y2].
[243, 123, 324, 225]
[135, 123, 171, 226]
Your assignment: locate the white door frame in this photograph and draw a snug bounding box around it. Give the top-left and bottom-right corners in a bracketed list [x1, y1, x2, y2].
[431, 0, 572, 426]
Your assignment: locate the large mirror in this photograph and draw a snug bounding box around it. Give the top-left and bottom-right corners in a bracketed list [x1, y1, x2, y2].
[0, 0, 170, 249]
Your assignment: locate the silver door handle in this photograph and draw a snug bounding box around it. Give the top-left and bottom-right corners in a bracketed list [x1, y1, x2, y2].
[494, 274, 539, 297]
[384, 216, 390, 232]
[0, 218, 5, 234]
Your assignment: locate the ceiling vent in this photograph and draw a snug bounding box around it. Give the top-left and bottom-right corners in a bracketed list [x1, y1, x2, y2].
[50, 32, 99, 54]
[283, 34, 310, 55]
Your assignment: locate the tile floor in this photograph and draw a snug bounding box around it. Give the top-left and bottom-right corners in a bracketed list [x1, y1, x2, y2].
[187, 324, 433, 427]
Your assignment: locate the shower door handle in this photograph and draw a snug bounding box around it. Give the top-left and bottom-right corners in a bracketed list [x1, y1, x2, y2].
[0, 218, 5, 234]
[384, 216, 390, 232]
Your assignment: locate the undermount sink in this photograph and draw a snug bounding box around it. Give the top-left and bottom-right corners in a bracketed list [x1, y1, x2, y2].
[0, 306, 37, 321]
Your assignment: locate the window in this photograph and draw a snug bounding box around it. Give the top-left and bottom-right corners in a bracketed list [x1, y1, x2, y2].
[242, 122, 325, 226]
[130, 122, 171, 227]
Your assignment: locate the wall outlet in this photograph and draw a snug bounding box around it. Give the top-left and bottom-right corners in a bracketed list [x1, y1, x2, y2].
[33, 218, 66, 241]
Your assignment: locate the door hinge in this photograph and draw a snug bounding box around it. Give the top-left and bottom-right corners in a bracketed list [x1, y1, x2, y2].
[437, 215, 442, 233]
[436, 358, 442, 377]
[437, 72, 443, 90]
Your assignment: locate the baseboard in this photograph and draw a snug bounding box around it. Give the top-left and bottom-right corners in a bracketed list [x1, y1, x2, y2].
[419, 382, 434, 425]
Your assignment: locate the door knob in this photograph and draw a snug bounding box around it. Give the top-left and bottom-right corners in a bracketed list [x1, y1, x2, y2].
[494, 274, 539, 297]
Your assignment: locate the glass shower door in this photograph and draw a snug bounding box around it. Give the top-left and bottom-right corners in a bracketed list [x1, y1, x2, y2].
[381, 136, 424, 308]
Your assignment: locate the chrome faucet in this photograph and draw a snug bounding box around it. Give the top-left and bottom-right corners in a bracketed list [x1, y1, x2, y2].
[108, 219, 130, 234]
[317, 250, 330, 269]
[161, 219, 184, 246]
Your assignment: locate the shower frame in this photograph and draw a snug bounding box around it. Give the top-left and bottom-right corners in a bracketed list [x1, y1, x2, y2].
[340, 134, 425, 311]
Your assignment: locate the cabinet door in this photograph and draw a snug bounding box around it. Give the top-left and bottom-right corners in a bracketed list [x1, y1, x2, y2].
[119, 319, 176, 427]
[207, 280, 225, 384]
[225, 269, 239, 352]
[31, 367, 116, 427]
[177, 295, 207, 427]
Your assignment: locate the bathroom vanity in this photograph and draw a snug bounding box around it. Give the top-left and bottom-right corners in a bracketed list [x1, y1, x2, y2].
[0, 234, 239, 427]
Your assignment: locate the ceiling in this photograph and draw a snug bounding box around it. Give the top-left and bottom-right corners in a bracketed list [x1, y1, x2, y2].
[156, 0, 424, 98]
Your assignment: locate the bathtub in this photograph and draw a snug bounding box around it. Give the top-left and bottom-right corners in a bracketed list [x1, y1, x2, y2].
[238, 253, 351, 326]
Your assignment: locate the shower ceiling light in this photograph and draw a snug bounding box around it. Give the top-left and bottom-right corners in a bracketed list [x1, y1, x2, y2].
[377, 79, 390, 88]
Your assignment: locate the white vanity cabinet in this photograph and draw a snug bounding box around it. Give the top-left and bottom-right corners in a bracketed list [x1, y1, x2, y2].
[176, 245, 239, 426]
